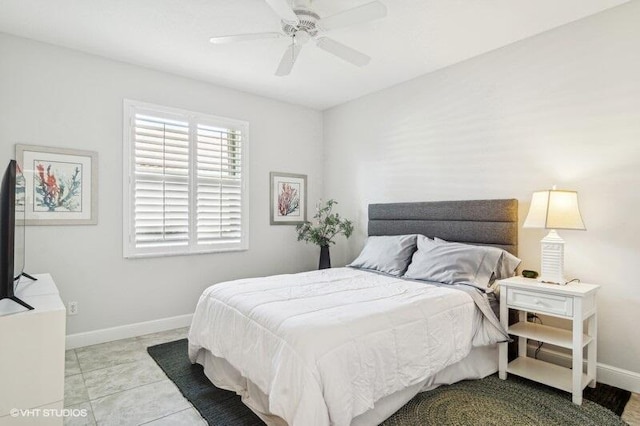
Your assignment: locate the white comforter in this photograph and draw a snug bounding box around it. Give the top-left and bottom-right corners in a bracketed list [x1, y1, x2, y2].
[188, 268, 486, 426]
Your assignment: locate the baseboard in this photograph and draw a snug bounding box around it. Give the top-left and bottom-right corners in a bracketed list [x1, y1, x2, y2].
[65, 313, 193, 349]
[526, 342, 640, 393]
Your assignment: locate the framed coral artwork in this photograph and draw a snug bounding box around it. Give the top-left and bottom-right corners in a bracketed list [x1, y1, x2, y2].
[270, 172, 307, 225]
[16, 144, 98, 225]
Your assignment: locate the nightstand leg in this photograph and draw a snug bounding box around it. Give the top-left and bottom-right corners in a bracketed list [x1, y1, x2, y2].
[498, 289, 508, 380]
[572, 298, 584, 405]
[518, 311, 527, 358]
[587, 312, 597, 388]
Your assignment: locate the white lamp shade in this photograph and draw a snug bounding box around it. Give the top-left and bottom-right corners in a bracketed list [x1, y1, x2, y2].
[523, 190, 586, 230]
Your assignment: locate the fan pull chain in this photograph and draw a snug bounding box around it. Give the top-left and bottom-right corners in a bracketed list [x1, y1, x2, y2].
[291, 36, 295, 64]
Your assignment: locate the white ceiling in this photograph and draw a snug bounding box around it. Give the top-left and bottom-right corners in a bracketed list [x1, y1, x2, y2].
[0, 0, 629, 110]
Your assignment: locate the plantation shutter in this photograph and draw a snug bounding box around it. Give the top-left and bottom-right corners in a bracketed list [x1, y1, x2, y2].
[133, 113, 190, 249]
[124, 100, 249, 258]
[196, 123, 243, 245]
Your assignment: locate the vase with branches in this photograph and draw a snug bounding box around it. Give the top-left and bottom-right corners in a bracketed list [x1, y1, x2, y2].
[296, 199, 354, 269]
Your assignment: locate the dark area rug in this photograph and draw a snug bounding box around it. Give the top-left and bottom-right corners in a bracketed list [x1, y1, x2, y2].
[148, 339, 630, 425]
[147, 339, 262, 425]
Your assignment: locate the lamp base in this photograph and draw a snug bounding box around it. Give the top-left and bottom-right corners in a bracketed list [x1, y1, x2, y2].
[539, 229, 566, 285]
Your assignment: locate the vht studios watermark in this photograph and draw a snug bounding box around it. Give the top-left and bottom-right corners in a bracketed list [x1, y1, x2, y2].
[9, 407, 88, 418]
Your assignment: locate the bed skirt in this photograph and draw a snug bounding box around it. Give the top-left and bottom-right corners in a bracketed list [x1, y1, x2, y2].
[193, 345, 498, 426]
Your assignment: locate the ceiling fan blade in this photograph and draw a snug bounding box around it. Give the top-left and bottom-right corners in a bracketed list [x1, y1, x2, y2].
[265, 0, 299, 24]
[318, 1, 387, 31]
[275, 43, 302, 76]
[316, 37, 370, 67]
[209, 32, 284, 44]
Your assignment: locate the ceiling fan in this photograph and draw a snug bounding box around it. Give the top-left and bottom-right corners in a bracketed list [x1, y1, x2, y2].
[209, 0, 387, 76]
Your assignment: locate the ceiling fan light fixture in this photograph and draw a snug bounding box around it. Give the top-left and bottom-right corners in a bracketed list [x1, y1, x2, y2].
[293, 30, 311, 45]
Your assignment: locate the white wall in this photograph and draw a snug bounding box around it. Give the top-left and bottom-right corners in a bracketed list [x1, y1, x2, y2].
[323, 1, 640, 375]
[0, 33, 323, 335]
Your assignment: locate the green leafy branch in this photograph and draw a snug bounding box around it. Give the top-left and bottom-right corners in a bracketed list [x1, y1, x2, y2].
[296, 199, 354, 247]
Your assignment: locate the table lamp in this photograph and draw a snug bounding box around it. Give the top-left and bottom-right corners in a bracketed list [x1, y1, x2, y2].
[523, 188, 586, 285]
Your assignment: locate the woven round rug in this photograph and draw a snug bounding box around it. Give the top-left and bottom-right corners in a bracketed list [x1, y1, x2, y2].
[381, 375, 626, 426]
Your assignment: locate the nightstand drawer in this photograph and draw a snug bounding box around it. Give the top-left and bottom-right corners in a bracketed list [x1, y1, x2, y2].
[507, 288, 573, 316]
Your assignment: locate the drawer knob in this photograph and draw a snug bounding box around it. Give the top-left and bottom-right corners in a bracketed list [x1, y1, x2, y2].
[534, 298, 544, 305]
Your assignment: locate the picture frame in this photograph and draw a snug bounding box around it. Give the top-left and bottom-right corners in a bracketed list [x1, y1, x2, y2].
[270, 172, 307, 225]
[15, 144, 98, 225]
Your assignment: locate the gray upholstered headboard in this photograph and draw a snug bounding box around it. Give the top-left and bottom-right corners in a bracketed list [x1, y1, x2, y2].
[368, 199, 518, 255]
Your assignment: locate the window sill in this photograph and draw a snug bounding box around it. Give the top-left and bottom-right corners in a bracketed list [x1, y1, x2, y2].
[123, 246, 249, 259]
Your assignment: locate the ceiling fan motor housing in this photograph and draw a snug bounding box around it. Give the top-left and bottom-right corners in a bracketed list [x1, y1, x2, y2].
[282, 8, 320, 38]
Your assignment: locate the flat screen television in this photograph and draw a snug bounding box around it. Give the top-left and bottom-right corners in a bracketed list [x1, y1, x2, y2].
[0, 159, 33, 310]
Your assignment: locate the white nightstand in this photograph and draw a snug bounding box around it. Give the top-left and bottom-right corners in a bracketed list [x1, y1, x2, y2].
[497, 276, 599, 405]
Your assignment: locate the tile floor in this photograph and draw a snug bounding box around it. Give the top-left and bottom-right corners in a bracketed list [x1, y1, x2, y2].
[624, 393, 640, 426]
[64, 327, 206, 426]
[65, 328, 640, 426]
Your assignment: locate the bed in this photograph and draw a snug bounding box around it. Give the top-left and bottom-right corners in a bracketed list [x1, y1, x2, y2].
[188, 199, 518, 426]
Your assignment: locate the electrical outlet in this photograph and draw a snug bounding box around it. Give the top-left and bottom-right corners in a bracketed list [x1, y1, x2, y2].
[68, 301, 78, 316]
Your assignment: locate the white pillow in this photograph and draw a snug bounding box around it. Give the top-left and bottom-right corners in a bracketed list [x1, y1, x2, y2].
[348, 235, 417, 276]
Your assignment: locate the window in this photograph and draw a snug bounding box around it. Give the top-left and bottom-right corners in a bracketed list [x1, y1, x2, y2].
[123, 100, 249, 258]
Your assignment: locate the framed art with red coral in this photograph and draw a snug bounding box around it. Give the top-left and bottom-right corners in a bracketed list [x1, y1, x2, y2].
[269, 172, 307, 225]
[15, 144, 98, 225]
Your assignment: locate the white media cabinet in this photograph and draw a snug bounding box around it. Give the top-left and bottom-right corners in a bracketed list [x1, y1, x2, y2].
[0, 274, 65, 425]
